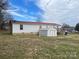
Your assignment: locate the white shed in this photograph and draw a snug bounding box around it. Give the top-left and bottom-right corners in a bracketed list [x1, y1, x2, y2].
[39, 28, 57, 36]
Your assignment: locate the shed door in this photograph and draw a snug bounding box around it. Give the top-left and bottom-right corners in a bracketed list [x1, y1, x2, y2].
[51, 30, 56, 36]
[49, 30, 54, 36]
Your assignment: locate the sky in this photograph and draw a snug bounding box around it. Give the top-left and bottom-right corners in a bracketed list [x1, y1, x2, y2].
[5, 0, 79, 26]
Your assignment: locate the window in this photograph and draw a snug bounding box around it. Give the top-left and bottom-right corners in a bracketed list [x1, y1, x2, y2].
[20, 24, 23, 30]
[40, 25, 42, 29]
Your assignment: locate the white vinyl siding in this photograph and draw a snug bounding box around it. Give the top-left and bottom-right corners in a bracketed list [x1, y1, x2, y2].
[12, 23, 58, 37]
[12, 24, 40, 33]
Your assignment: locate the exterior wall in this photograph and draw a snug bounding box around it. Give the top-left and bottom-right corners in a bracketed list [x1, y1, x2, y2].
[41, 25, 47, 29]
[39, 29, 57, 36]
[47, 29, 57, 36]
[40, 25, 55, 29]
[48, 30, 57, 36]
[39, 30, 48, 36]
[12, 23, 58, 36]
[12, 24, 40, 33]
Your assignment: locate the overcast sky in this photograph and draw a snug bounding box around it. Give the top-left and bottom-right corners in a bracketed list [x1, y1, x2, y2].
[7, 0, 79, 26]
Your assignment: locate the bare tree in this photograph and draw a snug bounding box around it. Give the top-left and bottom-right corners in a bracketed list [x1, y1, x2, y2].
[0, 0, 13, 30]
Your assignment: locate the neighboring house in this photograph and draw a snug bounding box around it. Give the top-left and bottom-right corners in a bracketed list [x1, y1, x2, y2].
[9, 20, 61, 36]
[61, 27, 75, 33]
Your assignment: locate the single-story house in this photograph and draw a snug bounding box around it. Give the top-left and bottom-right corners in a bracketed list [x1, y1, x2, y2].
[9, 20, 61, 36]
[61, 27, 75, 33]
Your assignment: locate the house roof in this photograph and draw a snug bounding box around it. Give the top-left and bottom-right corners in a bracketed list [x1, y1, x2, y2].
[11, 20, 61, 26]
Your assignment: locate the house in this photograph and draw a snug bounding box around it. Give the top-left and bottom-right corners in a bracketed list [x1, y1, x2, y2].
[61, 27, 75, 33]
[9, 20, 61, 36]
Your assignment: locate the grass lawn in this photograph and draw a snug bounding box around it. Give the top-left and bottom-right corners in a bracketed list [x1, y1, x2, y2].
[0, 32, 79, 59]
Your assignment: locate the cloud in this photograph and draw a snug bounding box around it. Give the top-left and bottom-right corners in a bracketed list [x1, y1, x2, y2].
[4, 1, 37, 20]
[9, 2, 27, 13]
[4, 10, 37, 21]
[9, 2, 19, 9]
[6, 10, 37, 20]
[6, 11, 25, 17]
[37, 0, 79, 25]
[7, 0, 79, 26]
[2, 2, 24, 17]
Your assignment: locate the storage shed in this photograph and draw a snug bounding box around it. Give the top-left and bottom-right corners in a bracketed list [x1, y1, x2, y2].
[39, 28, 57, 36]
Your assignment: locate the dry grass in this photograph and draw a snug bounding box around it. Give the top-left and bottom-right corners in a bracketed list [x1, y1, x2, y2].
[0, 32, 79, 59]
